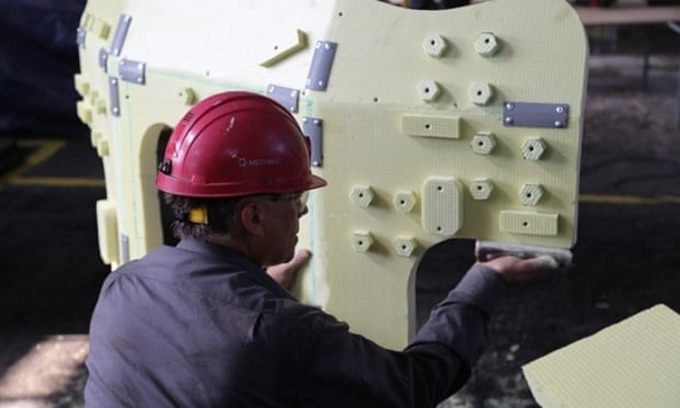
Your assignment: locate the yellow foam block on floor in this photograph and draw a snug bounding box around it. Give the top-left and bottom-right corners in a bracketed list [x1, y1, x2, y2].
[522, 304, 680, 408]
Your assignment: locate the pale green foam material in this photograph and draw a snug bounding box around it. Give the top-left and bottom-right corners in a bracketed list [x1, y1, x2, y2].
[76, 0, 588, 348]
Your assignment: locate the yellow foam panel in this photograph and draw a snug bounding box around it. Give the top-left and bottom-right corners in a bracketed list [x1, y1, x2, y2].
[522, 304, 680, 408]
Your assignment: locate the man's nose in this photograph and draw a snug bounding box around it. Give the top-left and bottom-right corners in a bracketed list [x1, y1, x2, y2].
[298, 203, 309, 217]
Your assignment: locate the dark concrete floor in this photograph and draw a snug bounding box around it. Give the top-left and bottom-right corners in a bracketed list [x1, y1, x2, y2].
[1, 53, 679, 407]
[0, 138, 107, 407]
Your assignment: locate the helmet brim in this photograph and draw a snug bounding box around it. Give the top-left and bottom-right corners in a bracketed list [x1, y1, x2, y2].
[307, 174, 328, 191]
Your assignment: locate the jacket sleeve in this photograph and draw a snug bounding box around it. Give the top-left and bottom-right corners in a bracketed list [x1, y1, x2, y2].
[299, 264, 506, 408]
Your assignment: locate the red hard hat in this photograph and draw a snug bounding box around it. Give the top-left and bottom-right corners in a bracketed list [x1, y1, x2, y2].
[156, 91, 327, 197]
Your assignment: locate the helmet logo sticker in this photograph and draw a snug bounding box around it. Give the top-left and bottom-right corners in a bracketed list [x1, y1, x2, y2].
[235, 156, 283, 168]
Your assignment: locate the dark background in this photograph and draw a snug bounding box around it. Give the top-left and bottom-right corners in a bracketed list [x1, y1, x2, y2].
[1, 1, 679, 406]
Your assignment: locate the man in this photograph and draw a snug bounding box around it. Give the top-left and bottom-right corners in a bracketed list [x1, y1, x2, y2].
[85, 91, 556, 407]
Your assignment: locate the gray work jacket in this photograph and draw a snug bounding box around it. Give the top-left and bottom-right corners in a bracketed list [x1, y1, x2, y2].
[85, 238, 505, 407]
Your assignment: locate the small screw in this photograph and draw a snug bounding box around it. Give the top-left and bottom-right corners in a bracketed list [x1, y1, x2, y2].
[506, 103, 514, 110]
[505, 117, 514, 125]
[556, 106, 565, 113]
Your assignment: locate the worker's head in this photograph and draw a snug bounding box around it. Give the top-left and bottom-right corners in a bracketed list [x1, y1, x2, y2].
[156, 91, 326, 265]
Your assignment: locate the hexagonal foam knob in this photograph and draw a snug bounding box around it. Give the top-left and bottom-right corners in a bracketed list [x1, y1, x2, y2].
[468, 82, 494, 106]
[416, 80, 441, 102]
[519, 183, 544, 206]
[393, 190, 417, 213]
[394, 236, 418, 257]
[471, 132, 497, 155]
[352, 230, 374, 252]
[475, 32, 501, 57]
[422, 34, 448, 57]
[179, 87, 197, 105]
[350, 185, 375, 207]
[521, 137, 547, 160]
[470, 179, 494, 200]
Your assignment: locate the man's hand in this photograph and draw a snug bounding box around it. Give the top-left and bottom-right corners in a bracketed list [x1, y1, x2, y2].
[478, 255, 559, 284]
[266, 249, 311, 290]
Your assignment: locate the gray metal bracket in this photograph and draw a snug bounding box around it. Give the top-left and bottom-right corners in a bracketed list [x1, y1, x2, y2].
[99, 48, 109, 73]
[303, 117, 323, 167]
[77, 27, 86, 49]
[109, 77, 121, 117]
[119, 59, 146, 85]
[267, 85, 299, 113]
[306, 41, 337, 91]
[110, 14, 132, 56]
[120, 234, 130, 264]
[503, 102, 569, 129]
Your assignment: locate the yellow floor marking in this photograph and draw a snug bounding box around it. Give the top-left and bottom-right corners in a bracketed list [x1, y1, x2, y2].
[9, 177, 105, 188]
[0, 139, 105, 189]
[1, 140, 65, 183]
[579, 194, 680, 205]
[12, 139, 66, 175]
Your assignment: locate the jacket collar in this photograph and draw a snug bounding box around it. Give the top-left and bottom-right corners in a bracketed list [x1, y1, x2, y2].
[176, 238, 297, 300]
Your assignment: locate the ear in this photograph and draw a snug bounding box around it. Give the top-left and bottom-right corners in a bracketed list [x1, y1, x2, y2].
[239, 201, 266, 237]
